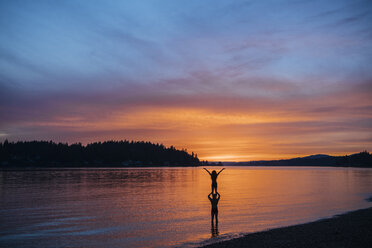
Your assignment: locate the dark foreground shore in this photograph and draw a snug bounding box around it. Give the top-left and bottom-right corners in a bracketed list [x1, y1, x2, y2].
[202, 207, 372, 248]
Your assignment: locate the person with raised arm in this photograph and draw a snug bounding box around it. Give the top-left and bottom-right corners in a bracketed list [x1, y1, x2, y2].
[203, 168, 225, 194]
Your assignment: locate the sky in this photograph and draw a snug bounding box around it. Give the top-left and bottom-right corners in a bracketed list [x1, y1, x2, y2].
[1, 0, 372, 161]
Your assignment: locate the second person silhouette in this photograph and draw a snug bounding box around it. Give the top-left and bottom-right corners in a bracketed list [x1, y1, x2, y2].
[208, 192, 220, 237]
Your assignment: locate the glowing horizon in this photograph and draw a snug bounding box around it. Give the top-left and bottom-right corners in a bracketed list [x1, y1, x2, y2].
[1, 0, 372, 161]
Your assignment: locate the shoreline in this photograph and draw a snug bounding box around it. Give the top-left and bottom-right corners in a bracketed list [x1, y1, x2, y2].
[1, 165, 372, 170]
[201, 206, 372, 248]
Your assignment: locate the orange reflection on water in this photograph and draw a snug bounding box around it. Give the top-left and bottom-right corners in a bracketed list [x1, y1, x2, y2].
[2, 167, 372, 248]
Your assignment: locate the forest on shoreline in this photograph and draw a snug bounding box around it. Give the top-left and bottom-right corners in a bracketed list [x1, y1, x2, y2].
[0, 140, 202, 167]
[1, 140, 371, 168]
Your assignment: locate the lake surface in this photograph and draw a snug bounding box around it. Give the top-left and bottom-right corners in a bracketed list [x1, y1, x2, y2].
[1, 166, 372, 248]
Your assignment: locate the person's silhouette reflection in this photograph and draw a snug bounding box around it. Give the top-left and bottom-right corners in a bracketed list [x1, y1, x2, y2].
[208, 192, 220, 237]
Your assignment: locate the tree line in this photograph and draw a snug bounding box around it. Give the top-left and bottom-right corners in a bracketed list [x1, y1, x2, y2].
[0, 140, 202, 167]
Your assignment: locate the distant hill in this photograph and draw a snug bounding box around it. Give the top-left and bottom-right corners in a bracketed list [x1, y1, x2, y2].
[223, 151, 372, 168]
[0, 140, 201, 167]
[301, 154, 331, 159]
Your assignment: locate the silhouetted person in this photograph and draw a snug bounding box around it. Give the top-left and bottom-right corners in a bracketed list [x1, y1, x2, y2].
[208, 192, 220, 237]
[204, 168, 225, 194]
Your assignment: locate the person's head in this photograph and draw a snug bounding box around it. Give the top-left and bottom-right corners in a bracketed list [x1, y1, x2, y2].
[212, 170, 217, 176]
[212, 193, 217, 199]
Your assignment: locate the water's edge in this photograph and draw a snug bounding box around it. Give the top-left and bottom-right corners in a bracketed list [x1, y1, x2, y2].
[182, 196, 372, 248]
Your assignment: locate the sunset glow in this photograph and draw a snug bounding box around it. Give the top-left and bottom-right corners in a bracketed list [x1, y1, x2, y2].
[1, 0, 372, 161]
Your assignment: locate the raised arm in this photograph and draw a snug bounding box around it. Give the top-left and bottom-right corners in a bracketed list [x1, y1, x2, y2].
[217, 168, 225, 175]
[208, 193, 212, 200]
[216, 192, 220, 200]
[203, 168, 212, 175]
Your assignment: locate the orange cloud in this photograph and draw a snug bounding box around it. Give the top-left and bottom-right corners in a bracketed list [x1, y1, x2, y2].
[1, 78, 371, 161]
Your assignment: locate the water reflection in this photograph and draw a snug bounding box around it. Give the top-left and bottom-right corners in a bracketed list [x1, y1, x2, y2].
[1, 167, 372, 248]
[208, 192, 220, 237]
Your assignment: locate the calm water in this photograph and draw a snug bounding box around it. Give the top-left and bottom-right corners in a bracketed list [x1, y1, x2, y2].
[1, 166, 372, 248]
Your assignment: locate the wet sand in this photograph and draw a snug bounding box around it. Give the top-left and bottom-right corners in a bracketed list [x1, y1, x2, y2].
[202, 207, 372, 248]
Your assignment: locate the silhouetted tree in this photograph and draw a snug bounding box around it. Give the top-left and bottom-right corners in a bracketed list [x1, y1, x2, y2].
[0, 140, 201, 167]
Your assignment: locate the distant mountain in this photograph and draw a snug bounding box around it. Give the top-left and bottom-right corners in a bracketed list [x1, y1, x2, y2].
[0, 140, 201, 167]
[301, 154, 331, 159]
[223, 151, 372, 168]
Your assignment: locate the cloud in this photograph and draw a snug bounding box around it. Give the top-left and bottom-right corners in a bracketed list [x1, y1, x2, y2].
[1, 73, 371, 122]
[1, 0, 372, 160]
